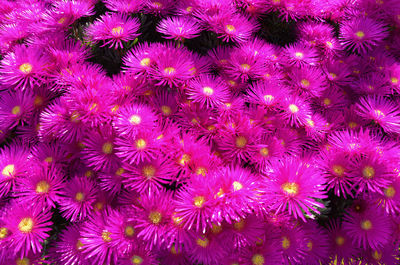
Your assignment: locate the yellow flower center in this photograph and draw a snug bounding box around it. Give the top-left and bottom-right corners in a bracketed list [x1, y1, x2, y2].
[102, 142, 113, 154]
[70, 111, 80, 122]
[288, 104, 299, 113]
[306, 119, 315, 127]
[76, 239, 84, 251]
[332, 165, 345, 176]
[336, 236, 345, 246]
[16, 258, 30, 265]
[58, 17, 66, 24]
[196, 236, 209, 248]
[361, 220, 372, 230]
[235, 136, 247, 148]
[142, 165, 156, 178]
[33, 96, 44, 107]
[75, 192, 85, 202]
[164, 67, 176, 75]
[135, 139, 147, 150]
[161, 105, 171, 116]
[111, 26, 123, 36]
[125, 225, 135, 237]
[362, 166, 375, 179]
[149, 211, 162, 224]
[194, 196, 205, 208]
[372, 250, 382, 261]
[203, 86, 214, 96]
[129, 114, 141, 125]
[211, 223, 222, 234]
[348, 121, 358, 128]
[232, 181, 243, 191]
[196, 167, 207, 176]
[233, 219, 245, 231]
[19, 63, 33, 74]
[391, 77, 399, 84]
[384, 186, 396, 198]
[116, 167, 125, 176]
[225, 24, 236, 33]
[35, 180, 50, 194]
[132, 255, 143, 264]
[282, 236, 290, 250]
[263, 94, 274, 103]
[102, 231, 112, 242]
[18, 217, 34, 233]
[260, 147, 269, 157]
[374, 109, 385, 118]
[2, 164, 15, 178]
[0, 227, 9, 239]
[301, 79, 310, 87]
[252, 254, 265, 265]
[323, 98, 331, 106]
[240, 64, 251, 71]
[295, 52, 304, 58]
[140, 57, 151, 67]
[281, 182, 299, 196]
[355, 31, 365, 38]
[306, 240, 313, 251]
[12, 105, 21, 115]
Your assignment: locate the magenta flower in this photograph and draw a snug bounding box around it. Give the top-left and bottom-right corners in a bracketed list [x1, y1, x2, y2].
[86, 13, 140, 49]
[157, 16, 202, 41]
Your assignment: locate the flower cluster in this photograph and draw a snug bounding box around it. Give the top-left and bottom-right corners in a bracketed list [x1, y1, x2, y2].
[0, 0, 400, 264]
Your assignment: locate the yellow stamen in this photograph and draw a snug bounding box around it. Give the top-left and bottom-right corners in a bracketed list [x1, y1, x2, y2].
[196, 167, 207, 176]
[125, 225, 135, 237]
[179, 154, 190, 166]
[35, 180, 50, 194]
[18, 217, 34, 233]
[372, 250, 382, 261]
[235, 136, 247, 148]
[16, 258, 30, 265]
[194, 196, 205, 208]
[384, 186, 396, 198]
[102, 142, 113, 154]
[281, 182, 299, 196]
[76, 239, 84, 251]
[332, 165, 345, 176]
[102, 231, 112, 242]
[301, 79, 310, 87]
[233, 219, 245, 231]
[225, 24, 235, 33]
[391, 77, 399, 84]
[161, 105, 171, 116]
[75, 192, 85, 202]
[260, 147, 269, 157]
[19, 63, 33, 74]
[111, 26, 123, 36]
[240, 64, 251, 71]
[362, 166, 375, 179]
[211, 223, 222, 234]
[164, 67, 176, 75]
[140, 58, 151, 67]
[336, 236, 345, 246]
[0, 227, 9, 239]
[135, 139, 147, 150]
[142, 165, 156, 178]
[149, 211, 162, 224]
[203, 86, 214, 96]
[132, 255, 143, 264]
[288, 104, 299, 113]
[116, 167, 125, 176]
[232, 181, 243, 191]
[263, 94, 274, 103]
[2, 164, 15, 178]
[361, 220, 372, 230]
[11, 106, 21, 115]
[34, 96, 43, 107]
[252, 254, 265, 265]
[323, 98, 331, 106]
[196, 236, 209, 247]
[282, 236, 290, 250]
[355, 31, 365, 38]
[306, 241, 313, 251]
[129, 114, 141, 125]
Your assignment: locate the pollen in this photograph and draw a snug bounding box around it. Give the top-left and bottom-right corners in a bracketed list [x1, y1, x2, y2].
[18, 217, 34, 233]
[282, 236, 291, 250]
[58, 17, 66, 24]
[124, 225, 135, 237]
[111, 26, 124, 36]
[306, 240, 313, 251]
[194, 196, 205, 208]
[355, 31, 365, 38]
[164, 67, 176, 75]
[70, 111, 80, 122]
[132, 255, 144, 264]
[372, 250, 382, 261]
[263, 94, 275, 103]
[11, 105, 21, 115]
[0, 227, 9, 239]
[384, 186, 396, 198]
[362, 166, 375, 179]
[240, 63, 251, 71]
[295, 52, 304, 58]
[16, 258, 30, 265]
[149, 211, 162, 224]
[102, 142, 113, 154]
[142, 165, 156, 178]
[233, 219, 245, 231]
[2, 164, 15, 178]
[252, 254, 265, 265]
[211, 223, 222, 234]
[34, 96, 43, 106]
[335, 235, 345, 246]
[179, 154, 191, 166]
[361, 219, 372, 230]
[129, 114, 141, 125]
[225, 24, 236, 33]
[232, 181, 243, 191]
[161, 105, 171, 116]
[116, 167, 125, 176]
[135, 139, 147, 150]
[19, 63, 33, 74]
[332, 165, 345, 176]
[75, 192, 85, 202]
[260, 147, 269, 157]
[374, 109, 385, 119]
[102, 231, 112, 242]
[196, 236, 209, 248]
[153, 1, 163, 8]
[35, 180, 50, 194]
[281, 182, 299, 196]
[301, 79, 310, 87]
[348, 121, 358, 128]
[196, 167, 207, 176]
[323, 98, 331, 106]
[288, 104, 299, 113]
[306, 119, 315, 127]
[76, 239, 84, 251]
[391, 77, 399, 84]
[140, 57, 151, 67]
[235, 136, 247, 148]
[203, 86, 214, 96]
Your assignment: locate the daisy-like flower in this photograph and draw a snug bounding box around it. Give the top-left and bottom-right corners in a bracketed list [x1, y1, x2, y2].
[3, 202, 52, 257]
[150, 90, 179, 118]
[340, 17, 388, 54]
[250, 134, 285, 170]
[318, 149, 353, 198]
[224, 48, 266, 82]
[115, 129, 160, 164]
[348, 153, 392, 195]
[16, 165, 65, 208]
[80, 213, 118, 265]
[122, 155, 175, 193]
[279, 222, 307, 265]
[0, 89, 35, 129]
[150, 44, 194, 87]
[328, 128, 373, 156]
[81, 125, 119, 171]
[279, 96, 312, 127]
[174, 176, 215, 233]
[134, 189, 174, 248]
[186, 74, 230, 108]
[355, 96, 400, 134]
[263, 157, 326, 221]
[287, 66, 327, 98]
[226, 214, 265, 247]
[301, 221, 330, 265]
[59, 176, 98, 222]
[103, 0, 144, 13]
[374, 177, 400, 214]
[343, 204, 391, 249]
[216, 14, 259, 43]
[118, 244, 158, 265]
[0, 142, 30, 198]
[282, 43, 319, 66]
[360, 244, 400, 265]
[0, 44, 51, 89]
[247, 80, 288, 109]
[98, 164, 125, 197]
[86, 13, 140, 49]
[49, 223, 91, 265]
[352, 73, 389, 96]
[157, 16, 202, 41]
[123, 42, 155, 76]
[114, 103, 158, 137]
[187, 232, 228, 265]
